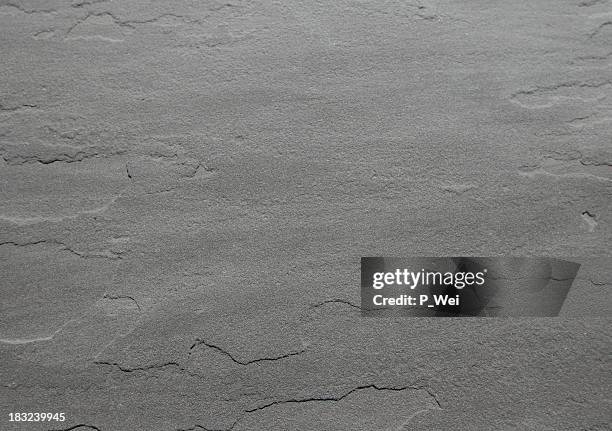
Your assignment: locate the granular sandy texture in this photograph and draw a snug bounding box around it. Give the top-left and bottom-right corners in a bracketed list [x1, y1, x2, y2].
[1, 0, 610, 430]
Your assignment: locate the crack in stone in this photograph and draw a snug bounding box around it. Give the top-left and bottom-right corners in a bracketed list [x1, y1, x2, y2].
[103, 294, 141, 311]
[93, 358, 214, 384]
[175, 383, 441, 431]
[174, 419, 240, 431]
[580, 159, 612, 167]
[582, 211, 598, 232]
[0, 146, 125, 165]
[510, 79, 612, 108]
[71, 0, 111, 8]
[0, 239, 123, 260]
[309, 298, 362, 310]
[309, 298, 387, 312]
[589, 279, 611, 286]
[0, 2, 56, 15]
[244, 383, 442, 413]
[189, 340, 306, 365]
[94, 360, 181, 373]
[65, 10, 204, 37]
[175, 426, 226, 431]
[3, 151, 101, 165]
[90, 352, 443, 431]
[0, 103, 38, 112]
[589, 21, 612, 38]
[49, 424, 102, 431]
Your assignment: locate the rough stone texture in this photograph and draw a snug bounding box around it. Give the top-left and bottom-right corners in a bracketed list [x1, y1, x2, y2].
[1, 0, 610, 430]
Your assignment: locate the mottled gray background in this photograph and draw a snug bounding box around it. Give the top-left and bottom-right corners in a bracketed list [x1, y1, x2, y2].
[1, 0, 611, 430]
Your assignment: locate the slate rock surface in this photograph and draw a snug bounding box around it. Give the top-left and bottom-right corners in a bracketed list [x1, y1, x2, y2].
[1, 0, 611, 430]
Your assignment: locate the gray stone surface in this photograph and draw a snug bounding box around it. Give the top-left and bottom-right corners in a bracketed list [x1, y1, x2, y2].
[1, 0, 611, 430]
